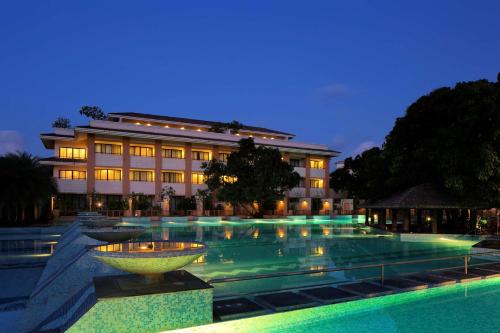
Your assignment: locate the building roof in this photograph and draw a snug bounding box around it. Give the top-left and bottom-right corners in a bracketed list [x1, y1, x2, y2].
[75, 125, 340, 156]
[361, 184, 461, 209]
[108, 112, 295, 137]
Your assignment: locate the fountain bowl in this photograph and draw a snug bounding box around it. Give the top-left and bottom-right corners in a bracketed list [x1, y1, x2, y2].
[90, 241, 207, 278]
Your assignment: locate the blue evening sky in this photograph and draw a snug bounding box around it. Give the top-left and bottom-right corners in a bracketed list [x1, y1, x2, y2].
[0, 1, 499, 162]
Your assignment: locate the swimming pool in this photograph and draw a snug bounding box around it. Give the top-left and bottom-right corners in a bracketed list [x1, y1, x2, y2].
[130, 217, 482, 297]
[170, 276, 500, 332]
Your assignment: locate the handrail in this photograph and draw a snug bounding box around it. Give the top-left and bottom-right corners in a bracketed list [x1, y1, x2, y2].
[208, 248, 500, 284]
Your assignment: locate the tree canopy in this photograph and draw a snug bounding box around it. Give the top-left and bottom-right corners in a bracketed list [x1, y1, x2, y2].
[208, 120, 243, 134]
[0, 152, 57, 225]
[203, 138, 300, 217]
[79, 106, 107, 120]
[52, 117, 71, 128]
[331, 75, 500, 207]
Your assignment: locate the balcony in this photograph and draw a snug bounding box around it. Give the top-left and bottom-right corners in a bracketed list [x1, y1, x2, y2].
[130, 156, 155, 169]
[95, 153, 123, 167]
[289, 187, 306, 198]
[294, 167, 306, 177]
[56, 179, 86, 194]
[162, 158, 185, 170]
[310, 168, 326, 178]
[192, 160, 208, 171]
[161, 183, 185, 196]
[130, 181, 155, 195]
[95, 180, 123, 194]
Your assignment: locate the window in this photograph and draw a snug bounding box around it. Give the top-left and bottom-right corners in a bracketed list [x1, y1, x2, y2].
[162, 171, 184, 183]
[290, 158, 305, 167]
[130, 170, 154, 182]
[192, 150, 210, 161]
[162, 148, 183, 159]
[130, 145, 154, 157]
[95, 143, 122, 155]
[59, 147, 86, 159]
[219, 152, 230, 162]
[310, 159, 324, 169]
[310, 178, 323, 188]
[191, 172, 206, 185]
[95, 169, 122, 181]
[298, 178, 306, 187]
[59, 170, 86, 180]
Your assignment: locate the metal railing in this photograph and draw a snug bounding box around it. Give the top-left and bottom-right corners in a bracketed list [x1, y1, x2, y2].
[208, 248, 500, 287]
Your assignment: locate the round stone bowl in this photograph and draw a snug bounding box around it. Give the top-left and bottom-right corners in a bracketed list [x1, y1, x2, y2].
[80, 219, 119, 228]
[81, 226, 146, 242]
[90, 241, 207, 281]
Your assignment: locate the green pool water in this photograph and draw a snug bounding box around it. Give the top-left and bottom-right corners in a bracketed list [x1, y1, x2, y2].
[135, 217, 482, 297]
[170, 277, 500, 333]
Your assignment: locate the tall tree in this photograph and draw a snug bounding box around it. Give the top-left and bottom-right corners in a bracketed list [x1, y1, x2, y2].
[331, 74, 500, 207]
[203, 138, 300, 217]
[0, 152, 57, 225]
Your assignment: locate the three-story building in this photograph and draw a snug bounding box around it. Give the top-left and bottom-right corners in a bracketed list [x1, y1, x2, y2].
[40, 112, 339, 214]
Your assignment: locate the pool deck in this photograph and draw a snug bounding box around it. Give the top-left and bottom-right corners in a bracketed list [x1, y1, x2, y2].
[213, 262, 500, 322]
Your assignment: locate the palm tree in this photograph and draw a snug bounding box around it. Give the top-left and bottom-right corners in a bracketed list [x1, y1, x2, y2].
[0, 152, 57, 225]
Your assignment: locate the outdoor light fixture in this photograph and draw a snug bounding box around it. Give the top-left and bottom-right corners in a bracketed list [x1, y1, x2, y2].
[180, 127, 185, 130]
[146, 123, 151, 126]
[197, 129, 202, 132]
[96, 202, 102, 208]
[135, 122, 141, 125]
[426, 216, 431, 222]
[164, 125, 169, 128]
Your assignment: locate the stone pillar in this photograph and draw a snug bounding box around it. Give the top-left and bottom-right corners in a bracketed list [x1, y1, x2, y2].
[403, 209, 411, 232]
[185, 143, 192, 198]
[323, 158, 330, 198]
[365, 208, 370, 226]
[154, 140, 162, 202]
[282, 152, 290, 214]
[392, 209, 398, 232]
[305, 154, 311, 198]
[86, 134, 95, 194]
[431, 210, 438, 234]
[196, 197, 203, 216]
[122, 137, 130, 197]
[212, 145, 219, 161]
[162, 198, 170, 216]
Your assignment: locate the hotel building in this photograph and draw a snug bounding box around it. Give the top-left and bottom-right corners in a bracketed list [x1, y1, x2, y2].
[40, 113, 339, 214]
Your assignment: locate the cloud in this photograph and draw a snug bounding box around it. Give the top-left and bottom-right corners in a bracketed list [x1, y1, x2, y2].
[318, 83, 351, 97]
[0, 131, 23, 155]
[351, 140, 378, 157]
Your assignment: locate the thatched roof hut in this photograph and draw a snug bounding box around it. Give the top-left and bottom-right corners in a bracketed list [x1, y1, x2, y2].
[361, 183, 460, 209]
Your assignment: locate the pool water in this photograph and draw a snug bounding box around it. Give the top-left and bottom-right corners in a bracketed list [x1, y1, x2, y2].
[170, 277, 500, 333]
[135, 217, 482, 297]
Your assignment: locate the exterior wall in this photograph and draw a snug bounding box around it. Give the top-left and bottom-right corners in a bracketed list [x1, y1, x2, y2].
[95, 154, 122, 167]
[305, 154, 311, 197]
[122, 137, 130, 196]
[130, 156, 155, 169]
[162, 158, 185, 170]
[86, 134, 95, 193]
[95, 180, 122, 194]
[154, 140, 162, 200]
[184, 144, 192, 197]
[310, 188, 325, 198]
[130, 181, 155, 195]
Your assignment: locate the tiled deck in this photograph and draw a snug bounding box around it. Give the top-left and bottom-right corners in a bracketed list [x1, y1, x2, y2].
[213, 263, 500, 322]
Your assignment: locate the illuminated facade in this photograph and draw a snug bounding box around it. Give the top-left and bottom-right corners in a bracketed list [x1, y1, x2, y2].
[40, 112, 339, 214]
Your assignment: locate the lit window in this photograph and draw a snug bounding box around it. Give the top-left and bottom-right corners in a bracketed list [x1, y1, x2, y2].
[310, 178, 323, 188]
[58, 170, 86, 180]
[162, 171, 184, 183]
[130, 145, 154, 157]
[95, 143, 122, 155]
[310, 159, 324, 169]
[192, 150, 210, 161]
[221, 175, 237, 183]
[161, 148, 183, 159]
[219, 152, 230, 162]
[95, 169, 122, 181]
[130, 170, 154, 182]
[192, 172, 206, 184]
[59, 147, 86, 159]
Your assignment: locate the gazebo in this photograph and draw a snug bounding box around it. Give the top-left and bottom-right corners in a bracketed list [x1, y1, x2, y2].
[361, 183, 462, 233]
